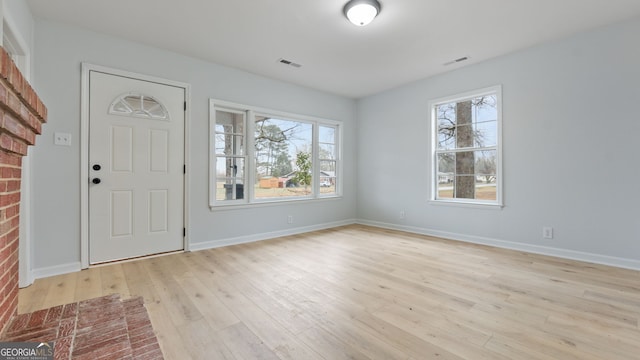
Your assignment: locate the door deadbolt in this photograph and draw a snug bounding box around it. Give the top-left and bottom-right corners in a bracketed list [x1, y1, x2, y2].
[93, 164, 101, 171]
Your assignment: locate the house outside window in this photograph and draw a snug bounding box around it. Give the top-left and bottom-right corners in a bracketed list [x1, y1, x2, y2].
[210, 100, 341, 208]
[430, 85, 502, 206]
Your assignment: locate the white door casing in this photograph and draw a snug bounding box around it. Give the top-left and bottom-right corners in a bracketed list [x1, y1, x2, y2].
[88, 70, 185, 264]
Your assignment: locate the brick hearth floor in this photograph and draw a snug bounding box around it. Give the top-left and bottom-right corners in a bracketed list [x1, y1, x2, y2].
[1, 294, 163, 360]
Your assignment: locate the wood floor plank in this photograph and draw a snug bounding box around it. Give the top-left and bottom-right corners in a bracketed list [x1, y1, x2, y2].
[351, 308, 469, 360]
[151, 302, 229, 360]
[40, 271, 77, 308]
[218, 322, 281, 360]
[99, 264, 130, 298]
[372, 305, 505, 360]
[121, 260, 161, 304]
[192, 263, 324, 360]
[19, 225, 640, 359]
[223, 245, 412, 359]
[18, 276, 50, 313]
[180, 319, 238, 360]
[73, 267, 103, 302]
[144, 255, 203, 327]
[175, 273, 241, 331]
[296, 326, 372, 360]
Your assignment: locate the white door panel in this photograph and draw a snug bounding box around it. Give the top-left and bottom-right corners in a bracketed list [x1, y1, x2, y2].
[89, 71, 184, 264]
[111, 126, 133, 172]
[149, 130, 169, 172]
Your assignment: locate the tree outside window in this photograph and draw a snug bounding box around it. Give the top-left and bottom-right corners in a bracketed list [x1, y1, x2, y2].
[254, 116, 313, 198]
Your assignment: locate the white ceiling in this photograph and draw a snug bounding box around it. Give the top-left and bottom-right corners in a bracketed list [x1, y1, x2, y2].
[26, 0, 640, 98]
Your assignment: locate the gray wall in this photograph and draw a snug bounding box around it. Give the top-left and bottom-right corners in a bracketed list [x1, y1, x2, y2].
[3, 0, 34, 59]
[31, 20, 357, 271]
[29, 14, 640, 273]
[357, 17, 640, 268]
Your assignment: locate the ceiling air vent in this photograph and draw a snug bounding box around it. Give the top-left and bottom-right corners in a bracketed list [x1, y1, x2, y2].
[278, 58, 302, 68]
[443, 56, 470, 66]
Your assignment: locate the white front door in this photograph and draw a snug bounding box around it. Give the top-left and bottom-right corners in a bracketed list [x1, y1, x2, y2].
[89, 71, 185, 264]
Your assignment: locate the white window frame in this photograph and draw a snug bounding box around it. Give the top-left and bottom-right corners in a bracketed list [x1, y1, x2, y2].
[429, 85, 503, 207]
[210, 104, 248, 206]
[209, 99, 342, 209]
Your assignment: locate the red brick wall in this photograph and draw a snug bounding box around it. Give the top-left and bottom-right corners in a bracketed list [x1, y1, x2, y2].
[0, 47, 47, 332]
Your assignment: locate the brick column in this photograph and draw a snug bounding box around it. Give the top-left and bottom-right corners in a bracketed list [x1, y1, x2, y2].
[0, 47, 47, 332]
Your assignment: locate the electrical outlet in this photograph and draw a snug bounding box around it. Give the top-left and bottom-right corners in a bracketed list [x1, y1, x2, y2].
[543, 227, 553, 239]
[54, 132, 72, 146]
[287, 215, 293, 224]
[399, 210, 406, 219]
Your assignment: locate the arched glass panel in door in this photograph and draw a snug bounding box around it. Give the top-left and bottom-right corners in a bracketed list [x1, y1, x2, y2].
[109, 93, 169, 121]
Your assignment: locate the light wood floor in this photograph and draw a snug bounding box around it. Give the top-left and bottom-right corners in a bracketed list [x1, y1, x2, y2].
[19, 225, 640, 359]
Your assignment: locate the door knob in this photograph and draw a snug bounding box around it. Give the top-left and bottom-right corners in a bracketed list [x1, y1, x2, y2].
[92, 178, 101, 184]
[93, 164, 101, 171]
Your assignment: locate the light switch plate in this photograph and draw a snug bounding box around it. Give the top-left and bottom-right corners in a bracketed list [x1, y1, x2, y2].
[54, 132, 72, 146]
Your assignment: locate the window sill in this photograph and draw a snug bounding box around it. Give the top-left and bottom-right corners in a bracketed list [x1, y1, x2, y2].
[210, 195, 343, 211]
[428, 199, 504, 210]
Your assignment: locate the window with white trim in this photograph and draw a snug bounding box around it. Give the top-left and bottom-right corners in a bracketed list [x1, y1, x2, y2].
[213, 107, 246, 202]
[430, 86, 502, 206]
[210, 100, 341, 207]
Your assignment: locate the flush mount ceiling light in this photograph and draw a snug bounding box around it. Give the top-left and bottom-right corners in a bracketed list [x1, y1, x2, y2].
[343, 0, 381, 26]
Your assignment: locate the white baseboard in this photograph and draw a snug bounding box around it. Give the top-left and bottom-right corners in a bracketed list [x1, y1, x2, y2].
[18, 270, 34, 289]
[190, 219, 357, 252]
[357, 219, 640, 271]
[31, 219, 639, 280]
[32, 262, 82, 280]
[29, 220, 356, 280]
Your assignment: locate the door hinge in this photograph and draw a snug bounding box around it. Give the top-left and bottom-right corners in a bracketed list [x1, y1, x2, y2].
[183, 228, 186, 237]
[183, 164, 186, 174]
[184, 101, 187, 111]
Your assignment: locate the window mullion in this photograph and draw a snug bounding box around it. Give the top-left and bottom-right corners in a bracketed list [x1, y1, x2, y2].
[246, 109, 256, 203]
[211, 106, 221, 205]
[336, 124, 341, 196]
[435, 146, 497, 154]
[312, 122, 319, 198]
